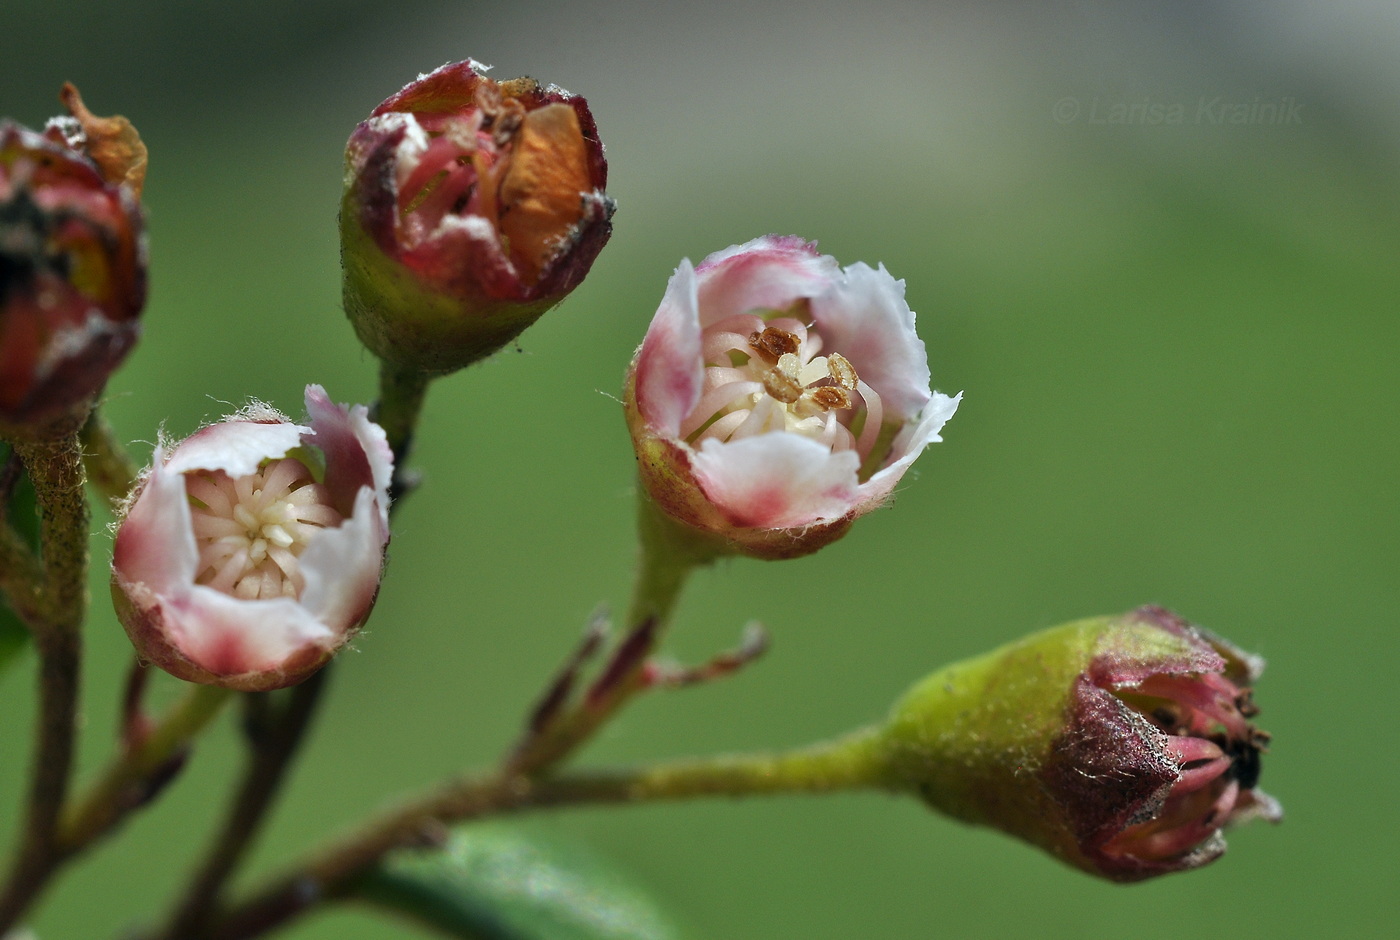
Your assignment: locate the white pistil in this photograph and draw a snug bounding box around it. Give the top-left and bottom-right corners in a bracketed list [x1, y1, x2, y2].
[187, 458, 342, 601]
[686, 320, 883, 462]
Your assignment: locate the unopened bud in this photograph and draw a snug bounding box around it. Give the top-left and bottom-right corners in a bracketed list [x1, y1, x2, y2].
[880, 606, 1280, 881]
[342, 59, 613, 374]
[1, 102, 146, 431]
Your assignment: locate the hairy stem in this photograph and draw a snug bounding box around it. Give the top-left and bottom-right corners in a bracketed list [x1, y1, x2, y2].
[80, 409, 140, 505]
[504, 494, 720, 777]
[191, 731, 892, 940]
[59, 683, 233, 852]
[154, 671, 329, 940]
[0, 431, 89, 932]
[373, 359, 430, 504]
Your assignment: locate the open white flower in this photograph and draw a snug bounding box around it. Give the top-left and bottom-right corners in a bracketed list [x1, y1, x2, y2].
[625, 236, 960, 559]
[111, 386, 392, 690]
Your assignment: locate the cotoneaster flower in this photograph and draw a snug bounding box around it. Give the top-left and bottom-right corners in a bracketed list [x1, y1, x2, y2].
[111, 386, 392, 691]
[625, 236, 960, 559]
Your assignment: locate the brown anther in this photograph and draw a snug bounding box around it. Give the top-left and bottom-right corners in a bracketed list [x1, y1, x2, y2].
[762, 364, 803, 404]
[809, 386, 852, 410]
[827, 352, 859, 390]
[473, 81, 505, 125]
[747, 326, 801, 364]
[1235, 690, 1260, 718]
[492, 99, 527, 148]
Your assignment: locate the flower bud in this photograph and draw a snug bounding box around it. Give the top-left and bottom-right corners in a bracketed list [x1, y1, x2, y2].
[1, 110, 146, 429]
[342, 59, 613, 373]
[880, 606, 1280, 881]
[111, 386, 393, 691]
[624, 236, 960, 560]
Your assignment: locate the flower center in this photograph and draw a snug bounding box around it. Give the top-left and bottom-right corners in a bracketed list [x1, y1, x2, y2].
[683, 313, 887, 472]
[186, 458, 343, 601]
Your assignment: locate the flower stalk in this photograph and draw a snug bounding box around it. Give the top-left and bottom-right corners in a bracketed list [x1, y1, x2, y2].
[504, 491, 719, 778]
[0, 429, 89, 932]
[59, 682, 233, 851]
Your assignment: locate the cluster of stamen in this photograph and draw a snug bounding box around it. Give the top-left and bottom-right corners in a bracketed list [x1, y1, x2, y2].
[186, 458, 343, 601]
[1107, 673, 1272, 861]
[683, 315, 884, 464]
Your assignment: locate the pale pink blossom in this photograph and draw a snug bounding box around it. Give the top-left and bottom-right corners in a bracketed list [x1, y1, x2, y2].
[625, 236, 960, 559]
[111, 386, 392, 690]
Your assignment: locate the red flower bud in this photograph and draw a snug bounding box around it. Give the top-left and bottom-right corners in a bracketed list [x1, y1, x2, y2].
[882, 607, 1280, 881]
[342, 60, 613, 373]
[1, 113, 146, 429]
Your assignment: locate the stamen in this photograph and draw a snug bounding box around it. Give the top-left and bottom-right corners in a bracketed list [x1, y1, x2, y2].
[686, 313, 877, 459]
[748, 326, 801, 363]
[187, 457, 343, 602]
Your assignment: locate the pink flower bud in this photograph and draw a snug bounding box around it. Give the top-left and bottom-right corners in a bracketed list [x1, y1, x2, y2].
[883, 607, 1281, 881]
[624, 236, 961, 560]
[1, 115, 146, 429]
[342, 59, 613, 373]
[111, 386, 393, 691]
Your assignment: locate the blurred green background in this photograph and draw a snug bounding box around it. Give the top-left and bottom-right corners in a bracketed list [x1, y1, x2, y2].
[3, 0, 1397, 937]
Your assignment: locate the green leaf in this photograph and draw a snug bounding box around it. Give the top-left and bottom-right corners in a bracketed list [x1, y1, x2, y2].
[351, 825, 689, 940]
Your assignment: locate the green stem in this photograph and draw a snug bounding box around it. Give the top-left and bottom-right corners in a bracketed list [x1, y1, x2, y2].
[79, 409, 139, 504]
[0, 431, 89, 933]
[506, 493, 721, 777]
[59, 683, 234, 852]
[193, 731, 893, 940]
[373, 358, 431, 504]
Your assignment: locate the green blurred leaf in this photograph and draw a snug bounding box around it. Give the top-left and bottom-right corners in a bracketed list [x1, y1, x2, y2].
[351, 825, 689, 940]
[0, 442, 38, 677]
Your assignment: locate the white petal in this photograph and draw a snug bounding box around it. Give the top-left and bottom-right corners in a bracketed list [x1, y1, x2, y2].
[112, 449, 199, 593]
[168, 587, 336, 675]
[635, 259, 704, 435]
[860, 391, 962, 506]
[299, 486, 386, 632]
[163, 420, 309, 477]
[691, 434, 860, 529]
[811, 262, 932, 421]
[694, 236, 839, 329]
[304, 384, 393, 525]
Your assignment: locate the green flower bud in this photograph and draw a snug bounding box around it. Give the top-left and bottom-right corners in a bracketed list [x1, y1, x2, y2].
[879, 606, 1279, 881]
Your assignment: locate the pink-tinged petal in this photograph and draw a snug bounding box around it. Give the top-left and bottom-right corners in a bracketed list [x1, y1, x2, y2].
[111, 389, 392, 690]
[167, 587, 335, 676]
[299, 486, 386, 631]
[635, 260, 704, 435]
[304, 384, 384, 519]
[112, 450, 198, 593]
[693, 236, 837, 329]
[859, 391, 962, 506]
[692, 435, 860, 529]
[812, 263, 931, 420]
[163, 419, 308, 477]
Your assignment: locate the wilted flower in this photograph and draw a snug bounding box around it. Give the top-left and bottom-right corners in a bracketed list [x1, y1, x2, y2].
[880, 606, 1280, 882]
[342, 59, 613, 373]
[111, 386, 392, 691]
[624, 236, 960, 560]
[0, 113, 146, 429]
